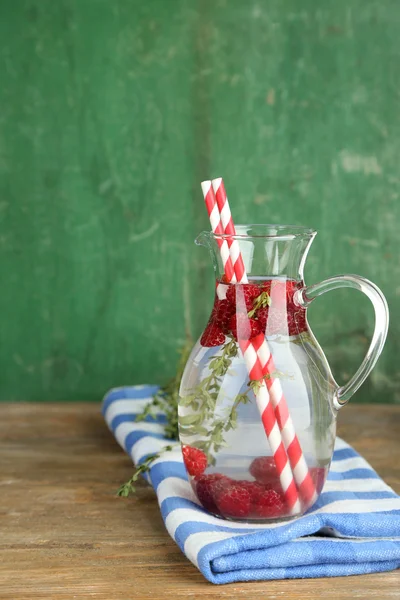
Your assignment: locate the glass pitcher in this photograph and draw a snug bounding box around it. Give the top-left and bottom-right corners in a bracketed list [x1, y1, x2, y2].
[178, 225, 389, 522]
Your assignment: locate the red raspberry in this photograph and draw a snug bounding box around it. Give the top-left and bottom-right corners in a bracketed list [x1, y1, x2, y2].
[225, 285, 236, 306]
[252, 488, 286, 518]
[216, 485, 251, 518]
[200, 323, 225, 347]
[235, 480, 265, 503]
[288, 308, 307, 336]
[182, 445, 207, 477]
[226, 283, 261, 312]
[249, 456, 278, 485]
[242, 283, 263, 310]
[211, 299, 235, 332]
[285, 279, 298, 299]
[230, 313, 261, 341]
[257, 306, 269, 331]
[195, 473, 231, 513]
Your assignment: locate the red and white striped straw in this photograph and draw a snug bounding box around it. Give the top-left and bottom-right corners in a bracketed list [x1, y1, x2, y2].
[255, 335, 317, 505]
[201, 181, 237, 284]
[210, 177, 316, 507]
[212, 178, 247, 284]
[237, 336, 300, 512]
[201, 180, 301, 514]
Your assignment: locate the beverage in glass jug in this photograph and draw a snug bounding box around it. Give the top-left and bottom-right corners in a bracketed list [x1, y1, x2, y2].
[179, 225, 388, 522]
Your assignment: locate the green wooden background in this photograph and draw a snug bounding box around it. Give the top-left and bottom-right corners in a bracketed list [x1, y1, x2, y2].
[1, 0, 399, 402]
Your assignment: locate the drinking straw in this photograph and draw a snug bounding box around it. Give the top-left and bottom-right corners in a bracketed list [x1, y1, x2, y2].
[201, 180, 301, 513]
[201, 181, 236, 284]
[211, 178, 317, 507]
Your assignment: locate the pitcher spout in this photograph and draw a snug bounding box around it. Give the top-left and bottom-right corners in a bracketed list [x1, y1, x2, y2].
[195, 225, 317, 281]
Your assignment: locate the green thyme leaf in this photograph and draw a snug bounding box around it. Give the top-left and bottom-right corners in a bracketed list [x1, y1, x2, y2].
[117, 337, 193, 497]
[178, 413, 202, 426]
[117, 444, 175, 497]
[248, 290, 271, 318]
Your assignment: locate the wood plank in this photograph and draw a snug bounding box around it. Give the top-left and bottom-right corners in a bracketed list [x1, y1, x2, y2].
[0, 403, 399, 598]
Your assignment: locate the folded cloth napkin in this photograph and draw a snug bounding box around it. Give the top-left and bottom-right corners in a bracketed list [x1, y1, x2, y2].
[102, 385, 400, 584]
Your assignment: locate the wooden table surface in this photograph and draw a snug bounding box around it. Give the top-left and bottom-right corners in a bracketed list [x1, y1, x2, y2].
[1, 403, 399, 599]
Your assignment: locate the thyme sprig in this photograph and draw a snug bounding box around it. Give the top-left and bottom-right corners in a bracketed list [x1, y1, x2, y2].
[117, 339, 192, 497]
[118, 287, 281, 496]
[117, 445, 175, 497]
[178, 335, 240, 463]
[247, 290, 271, 318]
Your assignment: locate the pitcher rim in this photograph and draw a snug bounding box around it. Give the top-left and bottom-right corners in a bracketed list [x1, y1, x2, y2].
[210, 224, 317, 240]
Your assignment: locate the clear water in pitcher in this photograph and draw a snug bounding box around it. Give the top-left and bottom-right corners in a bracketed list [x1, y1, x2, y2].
[179, 277, 337, 521]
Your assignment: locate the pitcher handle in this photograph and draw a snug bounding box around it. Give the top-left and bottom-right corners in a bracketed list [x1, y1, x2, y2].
[296, 275, 389, 410]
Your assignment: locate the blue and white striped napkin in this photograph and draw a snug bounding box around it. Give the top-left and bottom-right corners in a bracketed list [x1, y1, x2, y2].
[102, 385, 400, 584]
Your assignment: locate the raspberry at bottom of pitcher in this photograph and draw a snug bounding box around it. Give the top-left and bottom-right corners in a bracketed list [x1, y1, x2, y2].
[192, 467, 326, 521]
